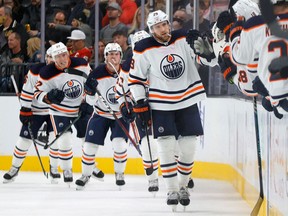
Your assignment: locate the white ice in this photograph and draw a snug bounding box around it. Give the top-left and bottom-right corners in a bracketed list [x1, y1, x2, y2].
[0, 171, 251, 216]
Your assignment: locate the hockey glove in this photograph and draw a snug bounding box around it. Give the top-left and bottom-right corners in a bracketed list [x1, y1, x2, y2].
[84, 76, 98, 96]
[186, 29, 202, 51]
[229, 17, 244, 41]
[19, 107, 33, 125]
[120, 102, 136, 123]
[273, 106, 283, 119]
[218, 53, 237, 84]
[268, 56, 288, 78]
[44, 89, 65, 104]
[252, 76, 269, 97]
[79, 102, 93, 118]
[133, 99, 151, 130]
[261, 97, 273, 112]
[216, 11, 235, 40]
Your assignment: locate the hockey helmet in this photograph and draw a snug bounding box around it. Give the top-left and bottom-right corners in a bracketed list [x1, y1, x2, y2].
[147, 10, 170, 33]
[104, 42, 123, 62]
[46, 46, 53, 57]
[211, 23, 229, 58]
[232, 0, 260, 20]
[131, 30, 150, 49]
[51, 42, 68, 60]
[270, 0, 287, 4]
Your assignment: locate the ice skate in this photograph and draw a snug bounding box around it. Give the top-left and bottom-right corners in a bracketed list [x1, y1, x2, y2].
[49, 166, 61, 184]
[148, 179, 159, 197]
[179, 187, 190, 210]
[167, 191, 179, 212]
[187, 177, 194, 189]
[75, 175, 90, 190]
[91, 167, 104, 181]
[115, 172, 125, 190]
[3, 166, 19, 183]
[63, 169, 73, 187]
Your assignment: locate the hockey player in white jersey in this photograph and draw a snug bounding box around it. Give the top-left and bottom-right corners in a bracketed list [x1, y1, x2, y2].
[115, 30, 160, 193]
[75, 43, 130, 190]
[3, 47, 62, 183]
[34, 42, 92, 184]
[128, 10, 217, 208]
[221, 0, 288, 115]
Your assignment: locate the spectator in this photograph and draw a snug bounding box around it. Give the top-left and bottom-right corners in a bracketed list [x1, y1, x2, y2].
[27, 36, 41, 62]
[46, 11, 69, 48]
[101, 0, 137, 27]
[172, 8, 188, 30]
[67, 0, 103, 30]
[112, 30, 131, 61]
[98, 39, 106, 64]
[186, 0, 212, 21]
[173, 0, 189, 13]
[3, 0, 24, 22]
[67, 29, 92, 62]
[127, 7, 149, 36]
[100, 2, 128, 44]
[0, 6, 29, 54]
[20, 0, 41, 37]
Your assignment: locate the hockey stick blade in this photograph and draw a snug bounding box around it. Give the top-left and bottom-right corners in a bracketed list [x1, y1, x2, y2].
[250, 196, 264, 216]
[65, 68, 88, 79]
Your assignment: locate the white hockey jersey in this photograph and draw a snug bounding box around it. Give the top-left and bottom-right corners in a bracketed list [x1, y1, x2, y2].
[34, 57, 90, 117]
[20, 63, 49, 115]
[128, 29, 218, 111]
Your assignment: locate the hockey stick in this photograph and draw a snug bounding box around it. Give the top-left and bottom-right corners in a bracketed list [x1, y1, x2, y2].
[259, 0, 288, 39]
[250, 97, 264, 216]
[27, 122, 49, 178]
[11, 74, 48, 178]
[144, 124, 154, 176]
[43, 112, 82, 149]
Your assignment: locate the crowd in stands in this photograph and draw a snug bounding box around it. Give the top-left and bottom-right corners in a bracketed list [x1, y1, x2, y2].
[0, 0, 217, 93]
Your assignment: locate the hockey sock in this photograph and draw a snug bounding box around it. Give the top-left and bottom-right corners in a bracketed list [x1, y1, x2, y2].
[57, 132, 73, 170]
[12, 137, 32, 168]
[112, 138, 128, 174]
[81, 142, 99, 176]
[48, 132, 59, 168]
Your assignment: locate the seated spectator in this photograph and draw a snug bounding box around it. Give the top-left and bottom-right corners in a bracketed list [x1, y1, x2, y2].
[67, 0, 103, 30]
[0, 6, 29, 54]
[172, 8, 188, 30]
[101, 0, 137, 27]
[98, 39, 106, 64]
[20, 0, 41, 37]
[127, 7, 149, 36]
[27, 36, 41, 62]
[100, 2, 128, 44]
[46, 10, 69, 48]
[67, 29, 92, 62]
[112, 30, 131, 61]
[3, 0, 24, 22]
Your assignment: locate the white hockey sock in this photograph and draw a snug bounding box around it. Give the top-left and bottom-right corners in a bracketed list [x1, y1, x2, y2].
[12, 137, 32, 168]
[141, 135, 158, 180]
[57, 132, 73, 171]
[112, 138, 128, 174]
[156, 136, 178, 192]
[48, 132, 59, 168]
[177, 136, 197, 188]
[81, 142, 99, 176]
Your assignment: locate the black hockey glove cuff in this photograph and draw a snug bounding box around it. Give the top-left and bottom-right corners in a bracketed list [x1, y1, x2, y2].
[120, 102, 136, 123]
[133, 99, 151, 131]
[84, 77, 98, 96]
[252, 76, 269, 97]
[44, 89, 65, 105]
[19, 107, 33, 125]
[218, 53, 237, 84]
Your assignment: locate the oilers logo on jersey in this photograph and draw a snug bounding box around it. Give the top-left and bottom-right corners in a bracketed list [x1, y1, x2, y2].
[62, 79, 82, 99]
[106, 86, 117, 104]
[160, 54, 185, 79]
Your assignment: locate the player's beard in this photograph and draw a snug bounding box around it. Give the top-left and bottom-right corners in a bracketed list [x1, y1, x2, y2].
[153, 31, 171, 44]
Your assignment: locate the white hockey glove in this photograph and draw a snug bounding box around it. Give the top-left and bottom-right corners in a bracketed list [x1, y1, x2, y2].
[231, 0, 260, 21]
[194, 36, 216, 62]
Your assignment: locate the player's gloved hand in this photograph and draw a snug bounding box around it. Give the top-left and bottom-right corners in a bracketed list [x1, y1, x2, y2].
[216, 11, 235, 40]
[120, 102, 136, 123]
[252, 76, 269, 97]
[84, 76, 98, 96]
[261, 97, 273, 112]
[79, 102, 93, 118]
[133, 99, 151, 130]
[44, 89, 65, 104]
[229, 17, 245, 41]
[186, 29, 201, 50]
[218, 53, 237, 84]
[273, 106, 283, 119]
[19, 107, 32, 125]
[268, 56, 288, 78]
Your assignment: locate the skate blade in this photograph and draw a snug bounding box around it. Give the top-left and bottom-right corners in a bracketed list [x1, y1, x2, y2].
[171, 205, 177, 212]
[91, 175, 104, 182]
[50, 178, 59, 184]
[150, 191, 157, 198]
[3, 178, 15, 184]
[76, 185, 85, 191]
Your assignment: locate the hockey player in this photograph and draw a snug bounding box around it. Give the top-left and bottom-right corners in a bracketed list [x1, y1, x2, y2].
[3, 47, 61, 184]
[34, 42, 91, 184]
[219, 0, 288, 115]
[75, 43, 130, 190]
[114, 30, 160, 193]
[128, 10, 218, 208]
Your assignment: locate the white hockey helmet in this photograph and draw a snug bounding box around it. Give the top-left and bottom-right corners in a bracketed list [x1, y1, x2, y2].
[104, 42, 123, 62]
[131, 30, 150, 49]
[211, 23, 229, 58]
[147, 10, 170, 33]
[232, 0, 260, 20]
[270, 0, 287, 4]
[46, 46, 53, 57]
[51, 42, 68, 60]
